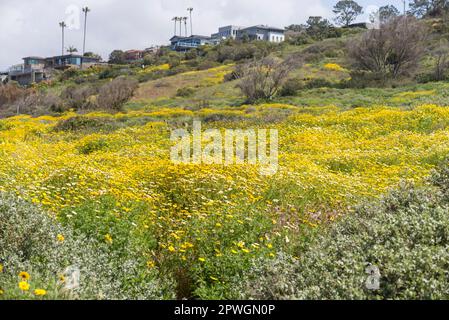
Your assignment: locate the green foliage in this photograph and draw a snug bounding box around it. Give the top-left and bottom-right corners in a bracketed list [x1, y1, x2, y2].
[243, 162, 449, 299]
[280, 77, 304, 96]
[409, 0, 449, 18]
[176, 87, 196, 97]
[304, 78, 334, 89]
[77, 138, 109, 155]
[53, 116, 121, 133]
[333, 0, 364, 26]
[99, 66, 136, 79]
[109, 50, 127, 64]
[0, 193, 175, 300]
[306, 17, 342, 40]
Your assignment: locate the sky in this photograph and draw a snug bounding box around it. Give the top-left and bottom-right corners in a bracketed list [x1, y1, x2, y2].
[0, 0, 406, 70]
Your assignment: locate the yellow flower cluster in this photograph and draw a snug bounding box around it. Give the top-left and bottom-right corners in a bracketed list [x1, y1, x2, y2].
[13, 271, 47, 297]
[0, 104, 448, 270]
[324, 63, 346, 72]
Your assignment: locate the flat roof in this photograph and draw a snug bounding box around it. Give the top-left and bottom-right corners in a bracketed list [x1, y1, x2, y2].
[171, 35, 212, 41]
[23, 56, 46, 60]
[243, 25, 285, 32]
[47, 54, 100, 60]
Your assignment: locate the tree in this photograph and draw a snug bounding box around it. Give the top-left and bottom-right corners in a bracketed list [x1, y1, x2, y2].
[348, 16, 428, 79]
[108, 50, 126, 64]
[97, 76, 139, 111]
[286, 24, 306, 32]
[430, 39, 449, 80]
[84, 52, 102, 60]
[306, 16, 337, 40]
[378, 5, 400, 24]
[66, 46, 78, 53]
[409, 0, 449, 17]
[236, 55, 302, 103]
[333, 0, 363, 27]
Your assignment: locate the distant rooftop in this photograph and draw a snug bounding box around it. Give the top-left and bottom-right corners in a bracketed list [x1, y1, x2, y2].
[170, 35, 212, 41]
[243, 25, 285, 32]
[23, 56, 46, 60]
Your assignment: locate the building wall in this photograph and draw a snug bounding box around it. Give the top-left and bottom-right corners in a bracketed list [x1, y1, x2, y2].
[214, 26, 242, 39]
[267, 32, 285, 42]
[236, 27, 285, 43]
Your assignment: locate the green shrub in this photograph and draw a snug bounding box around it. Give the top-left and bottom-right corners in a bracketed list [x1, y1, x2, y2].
[280, 78, 304, 96]
[176, 87, 196, 98]
[77, 138, 109, 155]
[305, 78, 334, 89]
[53, 116, 121, 133]
[99, 67, 135, 80]
[243, 163, 449, 299]
[0, 193, 175, 300]
[59, 68, 80, 81]
[339, 71, 387, 88]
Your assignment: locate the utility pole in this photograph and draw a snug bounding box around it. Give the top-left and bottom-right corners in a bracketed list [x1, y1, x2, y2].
[82, 7, 90, 56]
[59, 21, 67, 56]
[403, 0, 406, 15]
[187, 7, 193, 36]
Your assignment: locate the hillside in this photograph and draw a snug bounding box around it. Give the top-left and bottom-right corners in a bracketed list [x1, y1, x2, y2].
[1, 15, 449, 300]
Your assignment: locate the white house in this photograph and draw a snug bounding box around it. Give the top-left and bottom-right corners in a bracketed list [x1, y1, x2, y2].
[211, 24, 285, 43]
[238, 25, 285, 42]
[211, 25, 243, 40]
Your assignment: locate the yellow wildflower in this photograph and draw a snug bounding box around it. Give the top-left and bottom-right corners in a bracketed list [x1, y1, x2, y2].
[146, 260, 156, 269]
[57, 234, 65, 242]
[324, 63, 345, 71]
[34, 289, 47, 296]
[0, 263, 3, 273]
[168, 245, 176, 252]
[19, 281, 30, 291]
[198, 257, 206, 262]
[19, 271, 30, 281]
[104, 234, 113, 244]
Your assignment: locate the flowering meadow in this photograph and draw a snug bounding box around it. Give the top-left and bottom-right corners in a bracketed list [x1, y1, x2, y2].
[1, 101, 449, 299]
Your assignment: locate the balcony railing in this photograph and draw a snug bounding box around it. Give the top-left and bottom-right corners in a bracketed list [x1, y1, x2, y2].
[8, 65, 44, 76]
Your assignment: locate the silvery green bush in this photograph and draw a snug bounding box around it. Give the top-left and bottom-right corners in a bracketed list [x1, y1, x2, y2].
[0, 194, 175, 300]
[244, 164, 449, 299]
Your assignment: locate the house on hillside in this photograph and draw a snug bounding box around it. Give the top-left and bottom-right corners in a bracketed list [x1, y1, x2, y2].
[125, 50, 145, 62]
[211, 24, 285, 43]
[170, 35, 215, 51]
[211, 25, 243, 40]
[45, 54, 101, 69]
[238, 25, 285, 42]
[144, 46, 161, 54]
[8, 54, 102, 86]
[8, 56, 47, 85]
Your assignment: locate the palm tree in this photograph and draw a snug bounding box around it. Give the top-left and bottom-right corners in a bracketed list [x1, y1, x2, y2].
[187, 8, 193, 36]
[59, 21, 67, 56]
[182, 17, 188, 36]
[82, 7, 91, 56]
[66, 46, 78, 54]
[172, 17, 178, 36]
